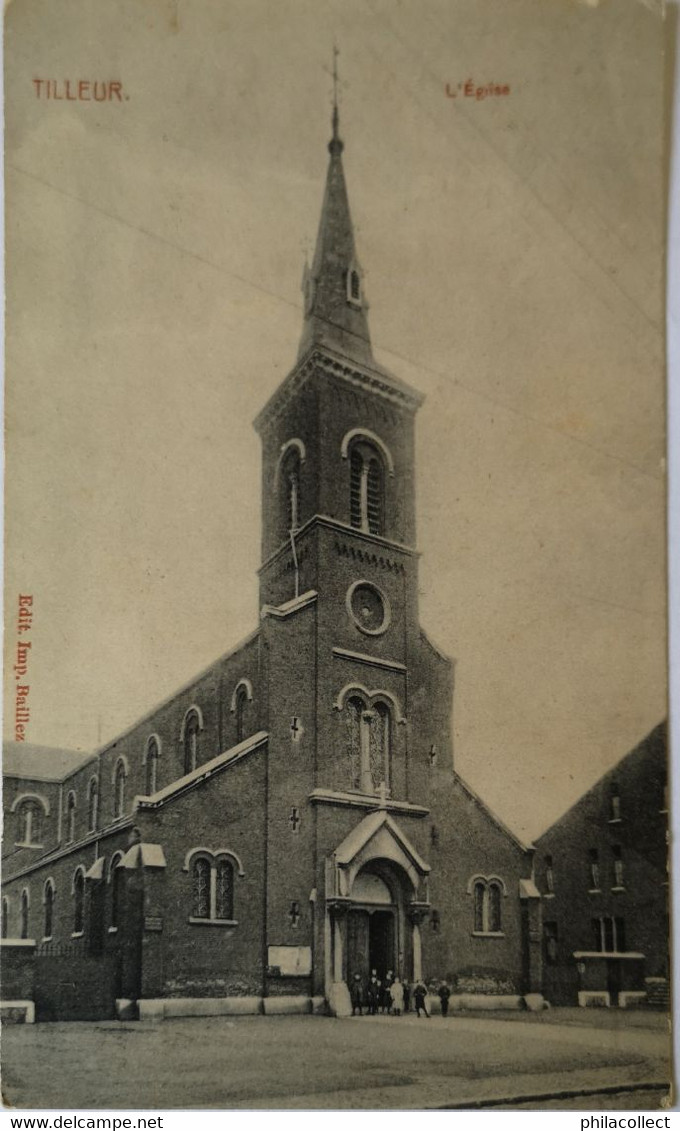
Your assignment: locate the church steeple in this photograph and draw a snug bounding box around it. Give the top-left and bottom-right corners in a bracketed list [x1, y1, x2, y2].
[298, 63, 373, 368]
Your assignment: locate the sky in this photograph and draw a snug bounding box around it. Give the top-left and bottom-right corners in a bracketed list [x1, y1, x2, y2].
[3, 0, 667, 842]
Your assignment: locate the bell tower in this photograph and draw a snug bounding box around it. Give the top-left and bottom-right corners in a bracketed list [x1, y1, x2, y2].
[255, 97, 424, 607]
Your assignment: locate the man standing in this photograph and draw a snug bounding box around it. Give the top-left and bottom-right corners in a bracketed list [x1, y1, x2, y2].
[438, 980, 451, 1018]
[351, 973, 364, 1016]
[413, 980, 430, 1018]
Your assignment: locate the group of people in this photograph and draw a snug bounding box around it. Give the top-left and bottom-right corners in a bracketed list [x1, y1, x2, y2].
[350, 971, 453, 1018]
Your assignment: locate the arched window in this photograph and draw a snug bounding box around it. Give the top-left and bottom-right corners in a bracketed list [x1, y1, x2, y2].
[344, 695, 391, 794]
[473, 881, 485, 933]
[349, 440, 385, 535]
[20, 888, 30, 939]
[235, 685, 248, 744]
[73, 869, 85, 935]
[371, 701, 391, 790]
[66, 791, 77, 844]
[183, 710, 200, 774]
[43, 879, 55, 940]
[471, 876, 504, 935]
[109, 853, 124, 930]
[216, 857, 234, 921]
[192, 856, 211, 920]
[610, 783, 621, 821]
[87, 777, 99, 832]
[145, 736, 160, 795]
[1, 897, 8, 939]
[349, 269, 361, 301]
[188, 851, 238, 923]
[15, 798, 44, 846]
[488, 882, 502, 933]
[114, 759, 127, 819]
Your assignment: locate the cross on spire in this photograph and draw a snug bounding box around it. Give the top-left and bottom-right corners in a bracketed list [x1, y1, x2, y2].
[332, 43, 340, 141]
[329, 43, 343, 156]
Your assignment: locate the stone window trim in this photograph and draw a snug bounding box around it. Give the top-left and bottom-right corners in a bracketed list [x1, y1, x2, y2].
[71, 865, 86, 894]
[143, 734, 161, 796]
[345, 264, 362, 307]
[20, 887, 30, 940]
[87, 775, 99, 832]
[340, 428, 395, 476]
[112, 757, 128, 820]
[230, 679, 254, 712]
[188, 917, 239, 927]
[108, 851, 124, 932]
[42, 877, 56, 942]
[66, 790, 77, 844]
[181, 705, 204, 775]
[142, 733, 162, 764]
[333, 682, 406, 725]
[183, 846, 245, 877]
[346, 579, 392, 637]
[184, 848, 243, 925]
[11, 791, 50, 817]
[71, 865, 86, 937]
[179, 704, 204, 741]
[11, 792, 49, 847]
[110, 753, 130, 785]
[468, 874, 506, 936]
[273, 438, 307, 491]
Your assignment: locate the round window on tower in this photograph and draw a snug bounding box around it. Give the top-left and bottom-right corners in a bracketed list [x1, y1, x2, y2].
[346, 581, 391, 636]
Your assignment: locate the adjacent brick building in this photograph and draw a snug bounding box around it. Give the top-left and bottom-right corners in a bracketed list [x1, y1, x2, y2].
[534, 723, 669, 1008]
[4, 103, 551, 1021]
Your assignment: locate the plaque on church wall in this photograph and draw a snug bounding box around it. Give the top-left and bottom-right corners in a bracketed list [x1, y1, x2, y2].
[1, 0, 673, 1114]
[267, 946, 313, 977]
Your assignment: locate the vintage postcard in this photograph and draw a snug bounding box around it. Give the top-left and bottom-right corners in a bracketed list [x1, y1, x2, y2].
[1, 0, 671, 1112]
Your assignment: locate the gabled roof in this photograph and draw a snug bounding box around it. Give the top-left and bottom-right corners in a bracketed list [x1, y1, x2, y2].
[333, 810, 430, 875]
[3, 741, 93, 782]
[454, 772, 533, 854]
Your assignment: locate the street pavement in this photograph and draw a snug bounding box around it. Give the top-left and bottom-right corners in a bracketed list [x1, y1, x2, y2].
[1, 1009, 672, 1110]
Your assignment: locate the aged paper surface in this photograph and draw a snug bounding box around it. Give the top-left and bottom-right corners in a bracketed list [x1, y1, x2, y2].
[2, 0, 670, 1112]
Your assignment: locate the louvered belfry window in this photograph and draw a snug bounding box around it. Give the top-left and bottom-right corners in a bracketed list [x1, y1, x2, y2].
[350, 449, 363, 529]
[349, 441, 385, 536]
[366, 458, 383, 534]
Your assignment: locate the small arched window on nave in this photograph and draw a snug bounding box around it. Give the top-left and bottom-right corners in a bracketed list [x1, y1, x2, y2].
[66, 791, 77, 844]
[183, 710, 201, 775]
[145, 736, 160, 795]
[43, 879, 55, 940]
[349, 440, 385, 536]
[20, 888, 30, 939]
[73, 868, 85, 935]
[113, 759, 127, 819]
[235, 685, 249, 744]
[87, 777, 99, 833]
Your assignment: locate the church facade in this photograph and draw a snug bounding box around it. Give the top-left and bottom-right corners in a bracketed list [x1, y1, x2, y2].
[1, 107, 544, 1021]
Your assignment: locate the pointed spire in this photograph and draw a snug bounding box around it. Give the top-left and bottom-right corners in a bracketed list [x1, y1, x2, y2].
[298, 51, 373, 366]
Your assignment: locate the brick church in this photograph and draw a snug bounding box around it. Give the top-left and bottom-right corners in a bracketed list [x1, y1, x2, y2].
[1, 102, 545, 1022]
